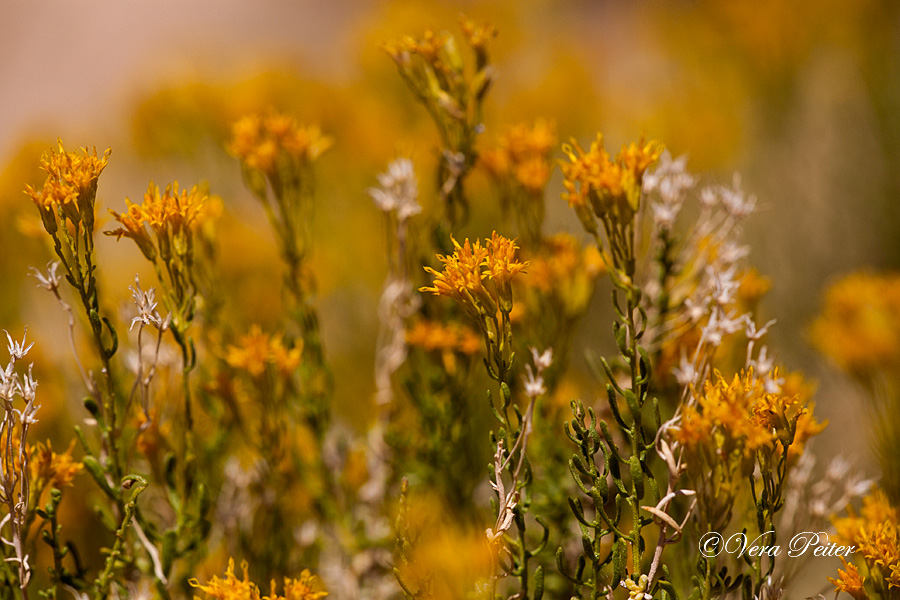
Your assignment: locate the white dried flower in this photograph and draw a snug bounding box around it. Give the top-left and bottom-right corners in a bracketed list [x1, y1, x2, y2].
[720, 174, 756, 218]
[129, 276, 163, 331]
[5, 329, 33, 361]
[368, 158, 421, 221]
[530, 346, 553, 371]
[672, 351, 698, 387]
[30, 261, 62, 292]
[523, 364, 546, 398]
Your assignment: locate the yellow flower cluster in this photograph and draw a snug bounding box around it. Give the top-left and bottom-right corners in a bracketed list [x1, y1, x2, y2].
[480, 119, 557, 194]
[229, 112, 332, 177]
[458, 16, 497, 63]
[811, 272, 900, 376]
[676, 369, 824, 469]
[226, 325, 302, 378]
[560, 134, 663, 228]
[420, 232, 528, 317]
[3, 434, 83, 501]
[833, 488, 900, 592]
[828, 558, 868, 600]
[407, 319, 481, 375]
[107, 181, 209, 262]
[190, 558, 327, 600]
[406, 320, 481, 355]
[24, 139, 111, 233]
[31, 440, 83, 491]
[383, 28, 451, 71]
[520, 233, 605, 316]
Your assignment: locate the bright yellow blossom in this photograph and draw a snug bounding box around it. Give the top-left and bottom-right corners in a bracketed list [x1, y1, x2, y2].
[832, 489, 900, 590]
[560, 134, 663, 230]
[420, 232, 528, 317]
[24, 139, 110, 232]
[828, 558, 868, 600]
[272, 570, 327, 600]
[406, 320, 481, 355]
[420, 236, 494, 317]
[107, 181, 209, 262]
[677, 369, 824, 467]
[811, 272, 900, 375]
[226, 325, 302, 378]
[481, 119, 556, 193]
[31, 440, 83, 490]
[190, 559, 326, 600]
[229, 112, 332, 176]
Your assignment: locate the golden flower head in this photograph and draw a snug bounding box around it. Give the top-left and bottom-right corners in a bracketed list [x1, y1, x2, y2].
[420, 232, 528, 317]
[560, 134, 663, 231]
[458, 16, 497, 56]
[274, 570, 327, 600]
[676, 369, 823, 474]
[229, 111, 332, 177]
[406, 320, 481, 355]
[828, 557, 868, 600]
[31, 440, 83, 490]
[190, 558, 259, 600]
[226, 325, 301, 378]
[107, 181, 209, 262]
[421, 236, 494, 317]
[481, 119, 557, 194]
[832, 488, 900, 588]
[190, 559, 327, 600]
[521, 233, 605, 315]
[811, 272, 900, 376]
[24, 139, 111, 232]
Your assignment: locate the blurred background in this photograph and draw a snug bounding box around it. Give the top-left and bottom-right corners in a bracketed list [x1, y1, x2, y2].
[2, 0, 899, 576]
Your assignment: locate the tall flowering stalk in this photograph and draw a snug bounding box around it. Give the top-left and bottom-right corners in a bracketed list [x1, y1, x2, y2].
[108, 181, 210, 432]
[228, 111, 333, 436]
[419, 232, 546, 599]
[98, 179, 215, 595]
[384, 17, 496, 225]
[558, 134, 665, 597]
[24, 141, 122, 476]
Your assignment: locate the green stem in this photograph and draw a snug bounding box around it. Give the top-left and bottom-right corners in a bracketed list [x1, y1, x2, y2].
[94, 476, 148, 600]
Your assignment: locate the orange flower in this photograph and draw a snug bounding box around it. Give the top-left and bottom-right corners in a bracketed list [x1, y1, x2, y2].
[828, 558, 868, 600]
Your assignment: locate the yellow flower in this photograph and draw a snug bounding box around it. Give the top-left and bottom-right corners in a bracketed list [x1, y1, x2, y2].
[484, 231, 528, 310]
[190, 558, 261, 600]
[618, 137, 666, 184]
[31, 440, 83, 490]
[140, 181, 208, 234]
[24, 139, 111, 232]
[811, 272, 900, 375]
[833, 489, 900, 590]
[560, 134, 663, 229]
[520, 233, 605, 315]
[270, 570, 327, 600]
[107, 181, 209, 262]
[407, 319, 481, 374]
[190, 559, 327, 600]
[676, 369, 823, 469]
[420, 232, 528, 317]
[481, 119, 557, 193]
[226, 326, 301, 378]
[828, 558, 868, 600]
[406, 320, 481, 355]
[458, 16, 497, 56]
[420, 236, 494, 317]
[228, 111, 332, 177]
